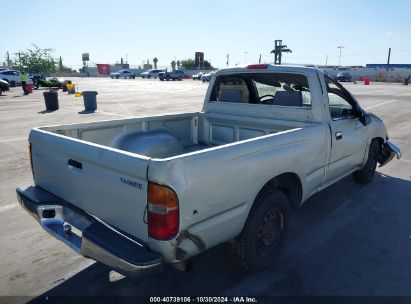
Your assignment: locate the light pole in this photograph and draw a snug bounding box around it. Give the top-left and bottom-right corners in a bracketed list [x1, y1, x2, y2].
[338, 46, 344, 67]
[244, 51, 248, 64]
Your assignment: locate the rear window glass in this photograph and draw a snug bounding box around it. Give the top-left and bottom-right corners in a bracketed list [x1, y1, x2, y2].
[209, 73, 311, 107]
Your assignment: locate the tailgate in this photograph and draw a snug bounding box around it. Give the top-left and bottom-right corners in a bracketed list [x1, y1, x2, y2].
[29, 129, 150, 243]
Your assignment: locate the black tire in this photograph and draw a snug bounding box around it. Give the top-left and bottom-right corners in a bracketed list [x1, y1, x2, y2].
[148, 75, 151, 79]
[10, 81, 16, 87]
[231, 189, 289, 272]
[353, 139, 381, 184]
[0, 88, 2, 95]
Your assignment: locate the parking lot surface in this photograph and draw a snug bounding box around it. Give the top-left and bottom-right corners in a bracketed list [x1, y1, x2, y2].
[0, 78, 410, 300]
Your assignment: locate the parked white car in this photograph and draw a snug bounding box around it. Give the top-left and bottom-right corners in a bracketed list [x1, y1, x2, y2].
[0, 70, 22, 86]
[110, 70, 136, 79]
[141, 69, 164, 79]
[201, 71, 216, 82]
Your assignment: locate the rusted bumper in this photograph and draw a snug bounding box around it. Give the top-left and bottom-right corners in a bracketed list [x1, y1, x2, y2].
[379, 140, 401, 167]
[16, 185, 163, 277]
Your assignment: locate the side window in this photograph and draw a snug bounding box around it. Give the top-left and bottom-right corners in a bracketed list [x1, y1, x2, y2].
[209, 73, 311, 106]
[254, 82, 277, 100]
[212, 76, 250, 103]
[326, 77, 354, 119]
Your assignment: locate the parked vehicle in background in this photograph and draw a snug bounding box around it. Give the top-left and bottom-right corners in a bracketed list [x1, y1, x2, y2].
[336, 71, 353, 82]
[0, 70, 22, 86]
[159, 70, 184, 81]
[29, 74, 46, 88]
[201, 71, 216, 82]
[34, 78, 63, 89]
[141, 69, 164, 79]
[17, 64, 400, 278]
[0, 79, 10, 95]
[192, 72, 204, 80]
[110, 70, 136, 79]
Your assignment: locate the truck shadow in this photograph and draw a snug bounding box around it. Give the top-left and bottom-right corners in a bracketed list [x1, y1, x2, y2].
[30, 172, 411, 300]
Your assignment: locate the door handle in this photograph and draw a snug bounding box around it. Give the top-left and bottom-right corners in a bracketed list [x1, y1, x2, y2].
[68, 159, 82, 169]
[335, 132, 343, 140]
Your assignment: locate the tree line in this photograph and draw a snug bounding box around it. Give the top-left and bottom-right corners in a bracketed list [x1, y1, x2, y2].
[5, 45, 214, 73]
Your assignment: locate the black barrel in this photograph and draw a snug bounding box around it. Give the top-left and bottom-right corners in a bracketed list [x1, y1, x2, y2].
[82, 91, 98, 111]
[43, 91, 59, 110]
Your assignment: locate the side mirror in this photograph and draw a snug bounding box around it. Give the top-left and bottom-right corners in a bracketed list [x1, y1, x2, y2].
[358, 109, 371, 126]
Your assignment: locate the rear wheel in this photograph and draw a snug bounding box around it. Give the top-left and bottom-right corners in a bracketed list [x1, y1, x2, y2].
[116, 75, 119, 79]
[353, 139, 380, 184]
[231, 188, 289, 271]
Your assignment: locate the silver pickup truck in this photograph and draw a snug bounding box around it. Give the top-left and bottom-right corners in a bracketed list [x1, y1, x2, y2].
[17, 65, 400, 277]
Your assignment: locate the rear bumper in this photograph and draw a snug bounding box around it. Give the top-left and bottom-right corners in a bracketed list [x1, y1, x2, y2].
[379, 140, 401, 167]
[16, 185, 163, 277]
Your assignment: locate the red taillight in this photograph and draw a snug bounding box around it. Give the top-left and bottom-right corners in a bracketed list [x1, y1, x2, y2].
[28, 143, 35, 179]
[247, 64, 268, 69]
[147, 182, 179, 240]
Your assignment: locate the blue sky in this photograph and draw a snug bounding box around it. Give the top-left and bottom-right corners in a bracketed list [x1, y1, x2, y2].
[2, 0, 411, 69]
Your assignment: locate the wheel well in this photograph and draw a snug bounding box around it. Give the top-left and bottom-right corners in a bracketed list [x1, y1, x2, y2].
[373, 137, 384, 146]
[257, 173, 303, 208]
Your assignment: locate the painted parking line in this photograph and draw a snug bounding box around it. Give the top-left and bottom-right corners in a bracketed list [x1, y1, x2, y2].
[0, 137, 27, 143]
[0, 204, 18, 213]
[365, 99, 397, 110]
[95, 110, 129, 117]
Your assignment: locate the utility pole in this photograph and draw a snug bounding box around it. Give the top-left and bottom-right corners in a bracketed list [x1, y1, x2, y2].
[259, 54, 262, 64]
[325, 55, 328, 66]
[386, 48, 391, 71]
[338, 46, 344, 67]
[244, 51, 248, 64]
[271, 40, 292, 65]
[6, 51, 10, 68]
[226, 54, 229, 67]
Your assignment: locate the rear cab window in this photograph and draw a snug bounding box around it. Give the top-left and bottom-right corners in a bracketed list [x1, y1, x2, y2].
[209, 73, 311, 107]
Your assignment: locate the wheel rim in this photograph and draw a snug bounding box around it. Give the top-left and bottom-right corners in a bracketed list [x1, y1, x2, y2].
[256, 207, 284, 256]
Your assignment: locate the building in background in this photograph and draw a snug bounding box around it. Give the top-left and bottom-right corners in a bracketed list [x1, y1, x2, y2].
[195, 52, 204, 69]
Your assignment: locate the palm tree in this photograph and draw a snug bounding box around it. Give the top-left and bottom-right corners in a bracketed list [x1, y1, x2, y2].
[171, 60, 176, 70]
[176, 60, 181, 69]
[153, 57, 158, 69]
[58, 56, 63, 72]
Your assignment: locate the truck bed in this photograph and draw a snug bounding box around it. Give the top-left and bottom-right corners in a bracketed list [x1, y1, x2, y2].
[40, 112, 311, 159]
[30, 111, 319, 245]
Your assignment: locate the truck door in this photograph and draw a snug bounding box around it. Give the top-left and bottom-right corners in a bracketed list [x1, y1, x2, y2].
[324, 77, 368, 183]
